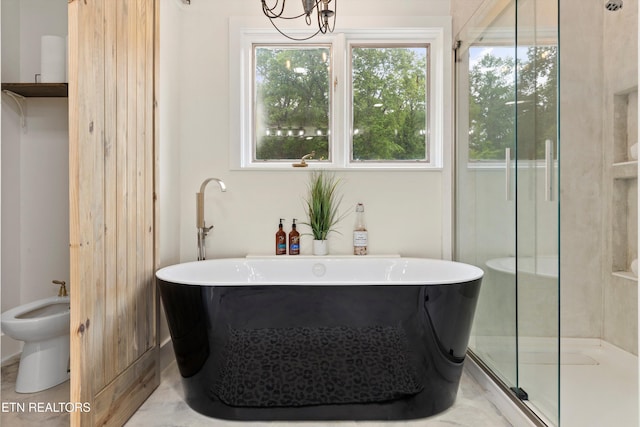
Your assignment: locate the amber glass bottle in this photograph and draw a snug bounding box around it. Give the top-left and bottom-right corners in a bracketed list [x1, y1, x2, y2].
[289, 219, 300, 255]
[276, 218, 287, 255]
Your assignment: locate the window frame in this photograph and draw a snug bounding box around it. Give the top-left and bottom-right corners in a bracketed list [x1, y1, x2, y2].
[252, 43, 334, 164]
[348, 42, 431, 165]
[229, 16, 449, 170]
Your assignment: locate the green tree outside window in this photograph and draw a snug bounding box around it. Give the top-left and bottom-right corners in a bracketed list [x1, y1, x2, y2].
[468, 46, 557, 161]
[351, 46, 428, 161]
[255, 46, 331, 161]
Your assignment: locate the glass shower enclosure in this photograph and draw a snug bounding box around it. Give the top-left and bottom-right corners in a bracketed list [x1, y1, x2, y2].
[455, 0, 559, 424]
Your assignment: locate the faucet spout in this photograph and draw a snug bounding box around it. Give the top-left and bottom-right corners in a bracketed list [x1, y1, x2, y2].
[199, 177, 227, 194]
[292, 151, 315, 167]
[197, 178, 226, 229]
[196, 177, 226, 261]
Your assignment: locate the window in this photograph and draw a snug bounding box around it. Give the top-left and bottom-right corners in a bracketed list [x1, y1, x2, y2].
[254, 45, 332, 162]
[351, 45, 429, 162]
[230, 18, 450, 169]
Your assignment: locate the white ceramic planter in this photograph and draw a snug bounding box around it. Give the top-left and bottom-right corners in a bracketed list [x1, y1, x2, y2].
[313, 240, 328, 256]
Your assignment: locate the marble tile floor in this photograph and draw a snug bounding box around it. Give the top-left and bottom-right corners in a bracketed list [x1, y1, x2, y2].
[1, 357, 513, 427]
[125, 361, 514, 427]
[1, 357, 70, 427]
[475, 337, 640, 427]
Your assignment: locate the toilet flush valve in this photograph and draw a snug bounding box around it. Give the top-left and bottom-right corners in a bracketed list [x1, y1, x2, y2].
[53, 280, 67, 297]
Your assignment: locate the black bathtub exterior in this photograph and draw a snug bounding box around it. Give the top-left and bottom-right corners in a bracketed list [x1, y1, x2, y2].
[158, 277, 481, 421]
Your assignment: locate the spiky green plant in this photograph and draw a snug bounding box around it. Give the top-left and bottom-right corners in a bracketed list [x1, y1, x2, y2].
[303, 170, 345, 241]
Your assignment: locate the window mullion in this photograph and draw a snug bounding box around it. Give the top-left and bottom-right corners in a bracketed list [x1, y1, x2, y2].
[331, 33, 347, 167]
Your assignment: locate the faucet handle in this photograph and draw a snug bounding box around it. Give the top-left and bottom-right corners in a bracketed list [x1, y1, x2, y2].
[52, 280, 68, 297]
[199, 223, 214, 237]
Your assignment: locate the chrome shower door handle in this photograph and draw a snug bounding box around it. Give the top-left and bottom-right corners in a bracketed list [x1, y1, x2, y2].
[505, 147, 512, 201]
[545, 139, 554, 202]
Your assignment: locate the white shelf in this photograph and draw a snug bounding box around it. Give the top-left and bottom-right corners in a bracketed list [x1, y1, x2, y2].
[612, 271, 638, 281]
[245, 254, 400, 259]
[612, 161, 638, 179]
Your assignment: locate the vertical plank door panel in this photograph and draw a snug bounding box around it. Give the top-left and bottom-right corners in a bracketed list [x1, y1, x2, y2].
[69, 0, 160, 425]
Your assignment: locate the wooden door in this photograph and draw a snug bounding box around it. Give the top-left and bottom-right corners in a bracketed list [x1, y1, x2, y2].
[68, 0, 159, 425]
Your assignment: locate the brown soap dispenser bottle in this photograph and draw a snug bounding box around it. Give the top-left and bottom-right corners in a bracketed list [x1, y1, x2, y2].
[276, 218, 287, 255]
[289, 219, 300, 255]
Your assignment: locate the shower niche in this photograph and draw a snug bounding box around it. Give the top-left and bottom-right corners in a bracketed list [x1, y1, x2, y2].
[611, 87, 638, 279]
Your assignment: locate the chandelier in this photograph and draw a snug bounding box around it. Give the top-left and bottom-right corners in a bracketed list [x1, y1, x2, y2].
[261, 0, 337, 41]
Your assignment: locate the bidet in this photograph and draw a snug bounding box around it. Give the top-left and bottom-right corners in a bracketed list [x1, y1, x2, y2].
[1, 295, 71, 392]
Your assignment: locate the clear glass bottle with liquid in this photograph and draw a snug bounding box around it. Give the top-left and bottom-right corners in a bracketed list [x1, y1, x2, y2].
[353, 203, 368, 255]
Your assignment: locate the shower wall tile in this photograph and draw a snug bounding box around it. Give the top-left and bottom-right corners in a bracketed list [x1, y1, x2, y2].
[605, 274, 638, 354]
[603, 0, 639, 355]
[559, 0, 606, 339]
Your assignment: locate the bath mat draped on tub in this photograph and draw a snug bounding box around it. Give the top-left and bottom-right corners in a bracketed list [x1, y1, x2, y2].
[214, 325, 423, 407]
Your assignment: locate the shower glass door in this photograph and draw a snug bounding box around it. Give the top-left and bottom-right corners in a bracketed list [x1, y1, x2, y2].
[455, 0, 560, 425]
[515, 0, 560, 423]
[455, 0, 518, 390]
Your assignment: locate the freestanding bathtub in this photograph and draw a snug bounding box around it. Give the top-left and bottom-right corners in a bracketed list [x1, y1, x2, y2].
[156, 256, 483, 421]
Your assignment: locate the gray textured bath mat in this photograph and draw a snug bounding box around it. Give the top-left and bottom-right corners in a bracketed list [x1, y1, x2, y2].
[214, 325, 423, 407]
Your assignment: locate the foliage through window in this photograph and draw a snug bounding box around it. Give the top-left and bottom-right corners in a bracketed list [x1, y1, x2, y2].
[468, 45, 558, 161]
[231, 21, 448, 169]
[255, 46, 331, 161]
[252, 43, 430, 164]
[351, 46, 429, 162]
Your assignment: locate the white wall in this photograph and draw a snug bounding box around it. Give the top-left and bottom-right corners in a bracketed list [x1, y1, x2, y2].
[160, 0, 453, 267]
[451, 0, 485, 38]
[158, 0, 187, 347]
[158, 0, 183, 269]
[1, 0, 69, 361]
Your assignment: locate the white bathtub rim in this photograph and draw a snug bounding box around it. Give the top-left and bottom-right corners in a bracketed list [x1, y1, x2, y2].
[156, 256, 484, 286]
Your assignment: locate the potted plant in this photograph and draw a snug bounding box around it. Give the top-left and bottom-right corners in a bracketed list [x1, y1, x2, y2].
[303, 170, 345, 255]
